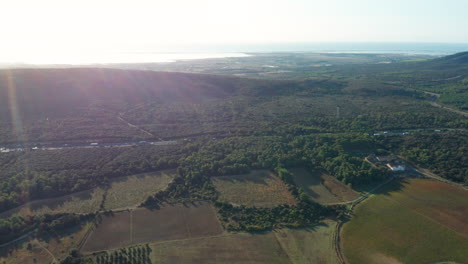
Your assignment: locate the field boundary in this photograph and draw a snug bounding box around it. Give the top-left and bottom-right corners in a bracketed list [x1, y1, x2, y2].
[77, 222, 98, 251]
[333, 176, 397, 264]
[333, 221, 347, 264]
[271, 231, 295, 264]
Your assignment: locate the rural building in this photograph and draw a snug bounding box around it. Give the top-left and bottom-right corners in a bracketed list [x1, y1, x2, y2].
[376, 156, 406, 172]
[387, 163, 406, 171]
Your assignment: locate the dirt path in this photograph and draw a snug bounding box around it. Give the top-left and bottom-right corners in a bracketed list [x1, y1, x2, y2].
[117, 113, 160, 139]
[325, 176, 396, 206]
[422, 91, 468, 117]
[130, 210, 134, 244]
[36, 239, 58, 264]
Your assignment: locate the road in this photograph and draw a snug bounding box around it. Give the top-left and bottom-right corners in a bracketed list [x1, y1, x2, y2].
[0, 140, 177, 153]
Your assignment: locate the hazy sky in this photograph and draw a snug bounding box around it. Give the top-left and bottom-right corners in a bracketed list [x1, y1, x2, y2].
[1, 0, 468, 53]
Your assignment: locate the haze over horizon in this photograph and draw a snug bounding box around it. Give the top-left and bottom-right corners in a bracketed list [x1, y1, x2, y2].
[1, 0, 468, 63]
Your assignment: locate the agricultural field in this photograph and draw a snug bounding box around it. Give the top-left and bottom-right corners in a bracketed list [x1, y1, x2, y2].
[274, 221, 339, 264]
[212, 170, 296, 207]
[0, 170, 174, 218]
[342, 178, 468, 264]
[103, 170, 175, 210]
[0, 223, 92, 264]
[150, 232, 290, 264]
[0, 188, 105, 218]
[148, 223, 338, 264]
[82, 201, 223, 252]
[290, 168, 359, 204]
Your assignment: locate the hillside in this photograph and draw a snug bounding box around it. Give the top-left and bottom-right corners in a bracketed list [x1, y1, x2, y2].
[0, 69, 308, 144]
[0, 65, 465, 145]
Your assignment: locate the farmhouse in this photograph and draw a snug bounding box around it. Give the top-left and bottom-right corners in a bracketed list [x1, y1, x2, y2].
[387, 163, 406, 171]
[376, 156, 406, 172]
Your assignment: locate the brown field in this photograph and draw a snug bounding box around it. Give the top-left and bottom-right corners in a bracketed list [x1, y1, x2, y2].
[342, 179, 468, 264]
[290, 168, 359, 204]
[103, 170, 175, 210]
[212, 170, 296, 207]
[0, 223, 91, 264]
[0, 170, 174, 219]
[81, 201, 223, 252]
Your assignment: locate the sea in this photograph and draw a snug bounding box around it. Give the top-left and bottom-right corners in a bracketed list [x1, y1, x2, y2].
[2, 42, 468, 65]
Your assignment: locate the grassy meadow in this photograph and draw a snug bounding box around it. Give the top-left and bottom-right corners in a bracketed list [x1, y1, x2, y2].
[212, 170, 296, 207]
[342, 178, 468, 264]
[289, 168, 359, 204]
[103, 170, 175, 210]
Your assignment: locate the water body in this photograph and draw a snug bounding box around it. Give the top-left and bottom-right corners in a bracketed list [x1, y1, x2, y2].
[206, 42, 468, 55]
[1, 42, 467, 65]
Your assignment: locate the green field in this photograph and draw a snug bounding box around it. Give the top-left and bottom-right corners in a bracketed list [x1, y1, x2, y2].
[149, 224, 338, 264]
[290, 168, 359, 204]
[342, 178, 468, 264]
[212, 170, 296, 207]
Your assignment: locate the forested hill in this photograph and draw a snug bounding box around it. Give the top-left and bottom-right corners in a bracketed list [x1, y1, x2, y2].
[0, 68, 339, 143]
[432, 51, 468, 65]
[0, 69, 281, 116]
[0, 62, 466, 145]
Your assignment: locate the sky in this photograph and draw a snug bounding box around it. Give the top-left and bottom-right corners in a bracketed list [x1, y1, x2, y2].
[1, 0, 468, 56]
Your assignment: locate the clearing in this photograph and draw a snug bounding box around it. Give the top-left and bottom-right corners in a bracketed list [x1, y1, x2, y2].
[212, 170, 296, 207]
[342, 178, 468, 264]
[289, 168, 359, 204]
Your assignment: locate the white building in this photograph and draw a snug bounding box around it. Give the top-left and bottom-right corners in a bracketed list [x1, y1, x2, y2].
[387, 164, 406, 171]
